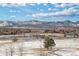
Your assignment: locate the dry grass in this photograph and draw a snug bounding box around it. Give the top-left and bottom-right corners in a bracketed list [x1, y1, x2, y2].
[0, 40, 14, 45]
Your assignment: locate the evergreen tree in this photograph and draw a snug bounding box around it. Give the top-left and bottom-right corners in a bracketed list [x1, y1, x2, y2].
[44, 36, 56, 50]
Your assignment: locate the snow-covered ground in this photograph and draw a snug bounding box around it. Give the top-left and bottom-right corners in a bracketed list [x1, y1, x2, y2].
[0, 36, 79, 56]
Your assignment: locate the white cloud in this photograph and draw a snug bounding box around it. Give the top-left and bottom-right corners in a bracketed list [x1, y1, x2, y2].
[37, 3, 41, 5]
[32, 8, 78, 17]
[32, 13, 48, 17]
[29, 3, 35, 6]
[0, 3, 26, 7]
[10, 15, 16, 18]
[55, 4, 65, 8]
[43, 3, 48, 6]
[48, 8, 52, 11]
[55, 8, 77, 15]
[55, 3, 79, 8]
[9, 10, 17, 13]
[9, 9, 21, 13]
[9, 3, 27, 7]
[0, 3, 9, 7]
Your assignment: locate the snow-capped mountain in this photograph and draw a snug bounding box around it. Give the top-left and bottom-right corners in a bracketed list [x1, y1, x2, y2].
[0, 20, 79, 28]
[0, 21, 12, 26]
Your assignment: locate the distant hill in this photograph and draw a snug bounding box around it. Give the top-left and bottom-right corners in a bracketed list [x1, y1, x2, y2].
[0, 20, 79, 29]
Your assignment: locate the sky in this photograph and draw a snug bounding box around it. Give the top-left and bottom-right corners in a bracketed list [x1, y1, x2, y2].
[0, 3, 79, 22]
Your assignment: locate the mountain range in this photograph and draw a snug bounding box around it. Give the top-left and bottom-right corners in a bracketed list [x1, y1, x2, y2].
[0, 20, 79, 29]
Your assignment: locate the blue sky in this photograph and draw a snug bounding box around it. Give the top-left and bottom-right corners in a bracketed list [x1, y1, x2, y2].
[0, 3, 79, 22]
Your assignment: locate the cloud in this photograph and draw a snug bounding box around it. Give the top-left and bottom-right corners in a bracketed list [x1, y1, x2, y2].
[43, 3, 48, 6]
[0, 3, 79, 8]
[10, 3, 26, 7]
[10, 15, 16, 18]
[37, 3, 41, 5]
[9, 10, 17, 13]
[29, 3, 35, 6]
[55, 3, 79, 8]
[32, 13, 48, 17]
[0, 3, 26, 7]
[48, 8, 52, 11]
[9, 9, 21, 13]
[55, 4, 66, 8]
[32, 8, 78, 17]
[55, 8, 77, 15]
[0, 3, 9, 7]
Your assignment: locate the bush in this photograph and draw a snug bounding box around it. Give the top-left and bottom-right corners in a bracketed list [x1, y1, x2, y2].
[44, 36, 55, 49]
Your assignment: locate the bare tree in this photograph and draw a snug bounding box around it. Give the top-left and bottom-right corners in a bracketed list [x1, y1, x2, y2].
[5, 47, 9, 56]
[8, 44, 14, 56]
[17, 42, 24, 56]
[2, 45, 12, 56]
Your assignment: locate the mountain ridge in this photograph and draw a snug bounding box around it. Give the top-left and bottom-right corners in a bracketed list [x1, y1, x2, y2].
[0, 20, 79, 28]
